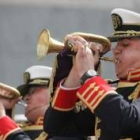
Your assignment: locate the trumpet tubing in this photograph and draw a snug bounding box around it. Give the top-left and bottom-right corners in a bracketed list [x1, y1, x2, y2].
[37, 28, 114, 63]
[69, 32, 111, 55]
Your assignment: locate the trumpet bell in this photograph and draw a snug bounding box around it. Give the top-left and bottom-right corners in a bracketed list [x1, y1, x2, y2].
[37, 29, 64, 60]
[0, 82, 20, 99]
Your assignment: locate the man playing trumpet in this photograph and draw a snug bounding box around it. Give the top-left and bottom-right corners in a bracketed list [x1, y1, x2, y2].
[0, 65, 52, 140]
[44, 8, 140, 140]
[0, 82, 22, 139]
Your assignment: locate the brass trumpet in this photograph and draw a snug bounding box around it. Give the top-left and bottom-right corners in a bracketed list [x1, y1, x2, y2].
[0, 82, 20, 99]
[37, 29, 116, 63]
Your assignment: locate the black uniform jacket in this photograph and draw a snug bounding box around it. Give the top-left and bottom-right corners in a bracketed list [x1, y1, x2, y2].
[6, 124, 88, 140]
[44, 81, 140, 140]
[7, 131, 88, 140]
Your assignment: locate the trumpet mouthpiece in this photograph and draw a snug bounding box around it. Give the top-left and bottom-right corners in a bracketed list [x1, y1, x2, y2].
[100, 57, 118, 63]
[17, 101, 27, 107]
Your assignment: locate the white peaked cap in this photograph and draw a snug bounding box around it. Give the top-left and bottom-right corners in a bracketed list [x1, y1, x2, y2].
[111, 8, 140, 25]
[17, 65, 52, 96]
[24, 65, 52, 82]
[108, 8, 140, 42]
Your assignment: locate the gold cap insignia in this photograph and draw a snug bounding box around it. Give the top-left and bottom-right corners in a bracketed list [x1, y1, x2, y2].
[112, 14, 122, 30]
[24, 72, 30, 83]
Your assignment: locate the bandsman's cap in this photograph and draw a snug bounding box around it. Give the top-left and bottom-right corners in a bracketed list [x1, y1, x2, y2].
[17, 65, 52, 96]
[0, 82, 20, 99]
[108, 8, 140, 42]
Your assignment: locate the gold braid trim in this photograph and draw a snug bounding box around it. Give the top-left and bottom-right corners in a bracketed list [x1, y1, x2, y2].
[49, 55, 58, 102]
[128, 82, 140, 101]
[113, 30, 140, 37]
[95, 117, 101, 140]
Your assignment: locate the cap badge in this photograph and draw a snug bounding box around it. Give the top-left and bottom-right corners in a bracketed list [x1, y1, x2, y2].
[24, 72, 30, 83]
[112, 14, 122, 30]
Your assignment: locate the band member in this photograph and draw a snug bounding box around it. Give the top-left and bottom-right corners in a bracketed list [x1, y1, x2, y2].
[0, 82, 23, 140]
[43, 8, 140, 140]
[0, 82, 20, 118]
[17, 65, 52, 139]
[0, 65, 52, 140]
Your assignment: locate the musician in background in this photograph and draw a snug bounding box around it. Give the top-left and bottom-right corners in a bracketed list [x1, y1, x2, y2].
[17, 65, 52, 139]
[0, 65, 52, 140]
[43, 8, 140, 140]
[0, 82, 23, 139]
[0, 82, 20, 117]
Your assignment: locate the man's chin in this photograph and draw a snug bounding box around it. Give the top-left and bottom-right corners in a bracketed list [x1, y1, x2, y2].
[25, 111, 29, 118]
[25, 107, 39, 117]
[25, 109, 32, 117]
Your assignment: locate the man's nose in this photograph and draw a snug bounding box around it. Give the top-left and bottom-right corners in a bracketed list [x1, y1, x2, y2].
[112, 45, 122, 55]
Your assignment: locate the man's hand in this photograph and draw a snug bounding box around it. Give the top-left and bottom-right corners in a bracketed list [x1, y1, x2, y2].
[0, 97, 20, 109]
[62, 35, 100, 88]
[0, 100, 6, 118]
[0, 97, 20, 118]
[66, 35, 99, 77]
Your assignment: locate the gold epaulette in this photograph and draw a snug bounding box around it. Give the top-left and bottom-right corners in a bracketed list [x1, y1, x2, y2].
[18, 121, 30, 128]
[35, 132, 48, 140]
[18, 117, 44, 131]
[18, 122, 43, 131]
[36, 117, 43, 125]
[117, 81, 139, 88]
[128, 82, 140, 101]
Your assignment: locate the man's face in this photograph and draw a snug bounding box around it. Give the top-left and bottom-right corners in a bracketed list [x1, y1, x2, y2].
[23, 86, 50, 121]
[112, 38, 140, 79]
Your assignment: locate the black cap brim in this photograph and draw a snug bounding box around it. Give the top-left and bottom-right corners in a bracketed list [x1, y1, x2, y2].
[17, 84, 30, 97]
[17, 83, 48, 97]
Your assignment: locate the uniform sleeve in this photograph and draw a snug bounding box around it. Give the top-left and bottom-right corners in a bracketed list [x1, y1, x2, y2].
[44, 82, 95, 136]
[7, 131, 31, 140]
[0, 116, 31, 140]
[51, 81, 79, 111]
[77, 76, 140, 138]
[94, 94, 140, 138]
